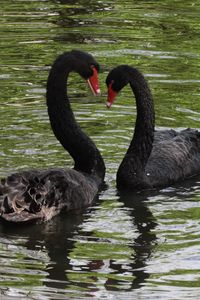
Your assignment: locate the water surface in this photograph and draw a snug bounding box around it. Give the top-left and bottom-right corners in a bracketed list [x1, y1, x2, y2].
[0, 0, 200, 299]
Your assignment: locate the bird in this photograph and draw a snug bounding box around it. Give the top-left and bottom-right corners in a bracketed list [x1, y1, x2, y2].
[106, 65, 200, 191]
[0, 50, 105, 223]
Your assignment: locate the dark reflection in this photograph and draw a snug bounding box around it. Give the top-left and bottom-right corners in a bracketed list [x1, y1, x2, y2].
[0, 176, 200, 295]
[0, 212, 85, 291]
[0, 193, 107, 295]
[103, 175, 200, 291]
[105, 191, 158, 290]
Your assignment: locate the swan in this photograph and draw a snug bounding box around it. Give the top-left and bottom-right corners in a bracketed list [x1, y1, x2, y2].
[0, 50, 105, 223]
[106, 65, 200, 191]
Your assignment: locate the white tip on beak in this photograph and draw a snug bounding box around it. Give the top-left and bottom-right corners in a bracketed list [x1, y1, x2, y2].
[106, 101, 112, 108]
[95, 88, 101, 95]
[87, 79, 101, 96]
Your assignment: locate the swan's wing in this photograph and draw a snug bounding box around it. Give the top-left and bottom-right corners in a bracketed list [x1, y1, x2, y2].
[153, 129, 178, 143]
[147, 129, 200, 186]
[0, 168, 98, 224]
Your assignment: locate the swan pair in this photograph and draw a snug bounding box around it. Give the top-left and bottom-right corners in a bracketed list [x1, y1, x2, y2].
[0, 50, 200, 224]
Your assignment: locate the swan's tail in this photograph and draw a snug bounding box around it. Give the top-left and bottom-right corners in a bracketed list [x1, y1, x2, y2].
[0, 173, 60, 224]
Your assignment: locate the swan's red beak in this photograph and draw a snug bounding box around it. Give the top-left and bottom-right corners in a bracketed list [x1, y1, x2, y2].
[106, 84, 118, 108]
[87, 67, 101, 96]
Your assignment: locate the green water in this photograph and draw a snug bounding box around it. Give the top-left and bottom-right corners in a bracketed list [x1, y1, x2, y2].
[0, 0, 200, 299]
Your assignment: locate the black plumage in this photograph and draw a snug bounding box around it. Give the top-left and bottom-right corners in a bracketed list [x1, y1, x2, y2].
[106, 65, 200, 191]
[0, 50, 105, 223]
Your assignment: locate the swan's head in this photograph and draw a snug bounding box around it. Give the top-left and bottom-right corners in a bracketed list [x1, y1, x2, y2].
[70, 50, 101, 96]
[106, 65, 130, 108]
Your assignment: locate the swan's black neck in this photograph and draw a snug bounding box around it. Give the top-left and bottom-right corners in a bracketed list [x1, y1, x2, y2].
[46, 52, 105, 183]
[117, 67, 155, 188]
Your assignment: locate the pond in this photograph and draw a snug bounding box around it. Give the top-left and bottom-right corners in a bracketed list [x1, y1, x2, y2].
[0, 0, 200, 299]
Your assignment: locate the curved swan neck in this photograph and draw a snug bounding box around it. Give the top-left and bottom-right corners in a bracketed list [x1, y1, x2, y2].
[46, 52, 105, 181]
[118, 67, 155, 180]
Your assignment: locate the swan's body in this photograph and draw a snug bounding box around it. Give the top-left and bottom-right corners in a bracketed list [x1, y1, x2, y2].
[0, 50, 105, 223]
[106, 65, 200, 191]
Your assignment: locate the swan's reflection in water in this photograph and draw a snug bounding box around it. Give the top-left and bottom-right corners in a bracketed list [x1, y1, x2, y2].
[44, 193, 157, 292]
[103, 175, 200, 291]
[0, 213, 85, 294]
[104, 191, 157, 291]
[0, 192, 157, 295]
[1, 175, 200, 297]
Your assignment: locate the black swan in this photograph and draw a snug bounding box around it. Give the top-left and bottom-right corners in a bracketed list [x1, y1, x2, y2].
[0, 50, 105, 223]
[106, 65, 200, 191]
